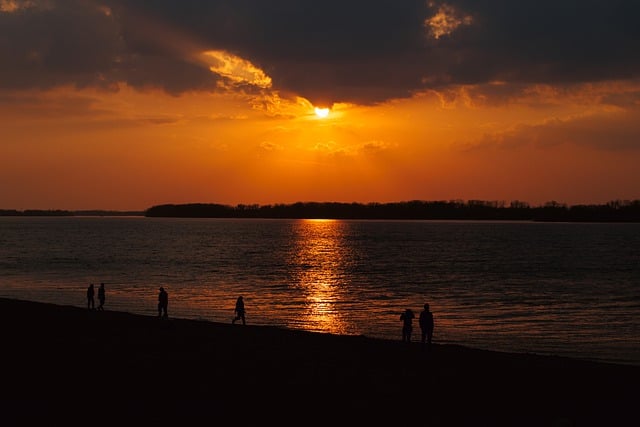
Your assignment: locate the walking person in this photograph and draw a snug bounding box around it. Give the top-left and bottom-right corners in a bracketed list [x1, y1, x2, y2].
[232, 296, 246, 325]
[400, 308, 415, 343]
[87, 283, 95, 310]
[97, 283, 106, 311]
[419, 303, 434, 351]
[158, 287, 168, 319]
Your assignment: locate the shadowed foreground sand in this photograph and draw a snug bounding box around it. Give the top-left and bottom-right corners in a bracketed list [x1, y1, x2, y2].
[2, 297, 637, 426]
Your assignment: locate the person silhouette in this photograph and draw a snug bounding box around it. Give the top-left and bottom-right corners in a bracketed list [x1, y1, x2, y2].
[87, 284, 95, 310]
[232, 296, 246, 325]
[97, 283, 105, 311]
[400, 308, 415, 343]
[158, 287, 168, 319]
[419, 303, 434, 350]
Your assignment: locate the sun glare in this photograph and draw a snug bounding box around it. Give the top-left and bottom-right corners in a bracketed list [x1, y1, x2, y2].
[314, 107, 330, 118]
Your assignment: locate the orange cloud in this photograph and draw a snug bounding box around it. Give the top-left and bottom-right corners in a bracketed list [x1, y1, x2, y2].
[425, 2, 473, 40]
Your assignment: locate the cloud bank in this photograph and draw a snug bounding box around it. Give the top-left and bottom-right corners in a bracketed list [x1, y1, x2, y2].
[2, 0, 640, 105]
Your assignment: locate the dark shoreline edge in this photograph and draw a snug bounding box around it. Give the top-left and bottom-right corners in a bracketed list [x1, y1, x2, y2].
[3, 297, 638, 425]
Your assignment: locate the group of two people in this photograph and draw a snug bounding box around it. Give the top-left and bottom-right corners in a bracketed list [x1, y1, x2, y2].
[87, 282, 165, 318]
[86, 283, 106, 311]
[157, 289, 246, 325]
[157, 288, 246, 325]
[92, 284, 169, 318]
[400, 303, 434, 349]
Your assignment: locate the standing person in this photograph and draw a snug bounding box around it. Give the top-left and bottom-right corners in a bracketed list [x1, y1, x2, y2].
[419, 303, 434, 350]
[87, 284, 95, 310]
[232, 296, 246, 325]
[97, 283, 106, 311]
[158, 287, 168, 319]
[400, 308, 415, 343]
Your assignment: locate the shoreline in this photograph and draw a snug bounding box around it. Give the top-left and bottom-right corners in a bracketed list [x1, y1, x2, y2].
[3, 297, 638, 425]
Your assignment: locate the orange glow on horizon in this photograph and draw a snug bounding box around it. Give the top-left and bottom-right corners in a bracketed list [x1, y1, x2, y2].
[1, 80, 640, 210]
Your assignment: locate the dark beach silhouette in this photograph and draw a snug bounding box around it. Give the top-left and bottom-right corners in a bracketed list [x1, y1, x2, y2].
[2, 297, 638, 425]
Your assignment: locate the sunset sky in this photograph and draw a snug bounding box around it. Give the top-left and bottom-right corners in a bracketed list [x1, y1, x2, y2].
[2, 0, 640, 210]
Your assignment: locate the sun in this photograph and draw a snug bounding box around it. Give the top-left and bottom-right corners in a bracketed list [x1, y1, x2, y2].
[314, 107, 330, 118]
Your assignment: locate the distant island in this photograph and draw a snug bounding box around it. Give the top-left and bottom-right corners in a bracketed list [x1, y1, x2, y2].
[3, 199, 640, 222]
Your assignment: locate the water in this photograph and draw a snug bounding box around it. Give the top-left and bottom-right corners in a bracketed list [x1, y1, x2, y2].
[1, 216, 639, 366]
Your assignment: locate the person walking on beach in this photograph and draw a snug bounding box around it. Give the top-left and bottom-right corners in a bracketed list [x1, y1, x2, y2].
[158, 287, 168, 319]
[419, 303, 434, 351]
[87, 284, 95, 310]
[97, 283, 105, 311]
[232, 296, 246, 325]
[400, 308, 415, 343]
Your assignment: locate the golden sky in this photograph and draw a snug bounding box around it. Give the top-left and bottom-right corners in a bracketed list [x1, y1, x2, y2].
[2, 0, 639, 210]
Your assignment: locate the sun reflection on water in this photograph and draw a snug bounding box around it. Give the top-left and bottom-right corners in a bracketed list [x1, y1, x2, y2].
[288, 219, 351, 335]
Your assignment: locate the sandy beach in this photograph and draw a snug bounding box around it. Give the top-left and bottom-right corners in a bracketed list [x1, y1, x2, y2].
[2, 297, 637, 426]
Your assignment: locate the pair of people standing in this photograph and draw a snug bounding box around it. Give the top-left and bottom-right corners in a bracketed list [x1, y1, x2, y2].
[400, 303, 434, 349]
[86, 283, 106, 310]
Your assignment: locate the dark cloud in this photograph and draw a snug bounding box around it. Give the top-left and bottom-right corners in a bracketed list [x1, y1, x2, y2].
[2, 0, 640, 104]
[0, 0, 223, 94]
[0, 1, 122, 90]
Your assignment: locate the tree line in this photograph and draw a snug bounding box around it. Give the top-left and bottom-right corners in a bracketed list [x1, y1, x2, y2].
[143, 199, 640, 222]
[3, 200, 639, 221]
